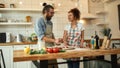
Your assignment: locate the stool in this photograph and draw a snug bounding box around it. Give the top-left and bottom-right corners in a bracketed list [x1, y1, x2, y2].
[0, 49, 6, 68]
[112, 43, 120, 68]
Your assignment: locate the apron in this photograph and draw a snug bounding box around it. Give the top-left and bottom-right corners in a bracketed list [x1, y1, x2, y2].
[38, 19, 54, 49]
[44, 20, 55, 47]
[38, 18, 58, 68]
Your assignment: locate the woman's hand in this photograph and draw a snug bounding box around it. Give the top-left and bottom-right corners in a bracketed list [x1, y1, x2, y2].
[58, 38, 63, 43]
[80, 42, 84, 48]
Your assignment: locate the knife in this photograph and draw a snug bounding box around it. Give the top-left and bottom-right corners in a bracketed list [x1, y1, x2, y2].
[107, 28, 111, 37]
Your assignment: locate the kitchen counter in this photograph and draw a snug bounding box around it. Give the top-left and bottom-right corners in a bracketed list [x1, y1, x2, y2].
[0, 38, 119, 46]
[14, 48, 120, 68]
[0, 42, 37, 46]
[14, 48, 120, 62]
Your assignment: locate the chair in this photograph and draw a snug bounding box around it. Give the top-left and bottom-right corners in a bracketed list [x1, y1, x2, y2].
[112, 43, 120, 68]
[0, 49, 6, 68]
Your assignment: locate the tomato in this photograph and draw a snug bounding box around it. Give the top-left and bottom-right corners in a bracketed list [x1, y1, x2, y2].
[46, 48, 53, 53]
[53, 47, 59, 53]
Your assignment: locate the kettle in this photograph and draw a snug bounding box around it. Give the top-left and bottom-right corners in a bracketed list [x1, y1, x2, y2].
[16, 34, 23, 42]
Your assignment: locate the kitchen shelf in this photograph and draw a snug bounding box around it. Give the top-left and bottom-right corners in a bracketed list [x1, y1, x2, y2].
[81, 13, 98, 20]
[96, 11, 107, 14]
[0, 22, 32, 25]
[96, 22, 108, 26]
[0, 8, 58, 12]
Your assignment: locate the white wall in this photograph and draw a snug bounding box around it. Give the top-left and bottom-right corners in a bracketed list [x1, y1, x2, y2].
[1, 0, 119, 39]
[105, 0, 120, 38]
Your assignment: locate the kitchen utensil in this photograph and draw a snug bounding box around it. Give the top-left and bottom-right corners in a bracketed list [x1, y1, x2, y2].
[105, 34, 112, 48]
[101, 28, 111, 49]
[16, 34, 23, 42]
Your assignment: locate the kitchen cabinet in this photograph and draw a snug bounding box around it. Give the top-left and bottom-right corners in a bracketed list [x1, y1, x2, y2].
[13, 44, 39, 68]
[0, 46, 13, 68]
[13, 45, 31, 68]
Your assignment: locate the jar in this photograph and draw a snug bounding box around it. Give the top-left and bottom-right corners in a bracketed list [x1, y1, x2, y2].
[26, 16, 31, 22]
[10, 4, 15, 8]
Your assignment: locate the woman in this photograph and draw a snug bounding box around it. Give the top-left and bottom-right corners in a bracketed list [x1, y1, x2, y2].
[63, 8, 84, 68]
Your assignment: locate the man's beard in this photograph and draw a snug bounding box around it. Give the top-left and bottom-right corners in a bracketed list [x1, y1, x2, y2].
[46, 16, 52, 21]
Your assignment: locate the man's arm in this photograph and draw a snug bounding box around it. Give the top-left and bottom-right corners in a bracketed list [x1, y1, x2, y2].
[34, 18, 58, 43]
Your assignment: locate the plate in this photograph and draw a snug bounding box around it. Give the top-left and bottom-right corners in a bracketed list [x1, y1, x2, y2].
[62, 46, 75, 50]
[54, 45, 75, 50]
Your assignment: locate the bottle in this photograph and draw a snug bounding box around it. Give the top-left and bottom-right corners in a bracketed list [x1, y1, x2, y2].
[90, 36, 94, 49]
[94, 31, 99, 49]
[38, 40, 45, 50]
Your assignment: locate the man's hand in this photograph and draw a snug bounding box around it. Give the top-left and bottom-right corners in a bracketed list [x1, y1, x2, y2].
[54, 39, 61, 45]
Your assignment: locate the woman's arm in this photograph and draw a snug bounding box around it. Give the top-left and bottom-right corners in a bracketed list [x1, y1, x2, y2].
[63, 30, 68, 46]
[80, 30, 84, 48]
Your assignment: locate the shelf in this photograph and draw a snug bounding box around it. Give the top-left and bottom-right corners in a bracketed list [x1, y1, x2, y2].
[0, 22, 32, 25]
[96, 11, 107, 14]
[81, 13, 98, 20]
[96, 23, 108, 26]
[0, 8, 58, 12]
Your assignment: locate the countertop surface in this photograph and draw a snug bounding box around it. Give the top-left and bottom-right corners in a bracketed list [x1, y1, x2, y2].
[14, 48, 120, 62]
[0, 38, 119, 46]
[0, 42, 37, 46]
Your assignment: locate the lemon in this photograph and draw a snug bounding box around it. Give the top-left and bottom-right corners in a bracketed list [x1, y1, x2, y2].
[24, 46, 30, 54]
[42, 47, 46, 51]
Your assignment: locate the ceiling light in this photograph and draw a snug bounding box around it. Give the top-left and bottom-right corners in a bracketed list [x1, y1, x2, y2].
[19, 1, 23, 5]
[58, 3, 61, 6]
[40, 3, 42, 6]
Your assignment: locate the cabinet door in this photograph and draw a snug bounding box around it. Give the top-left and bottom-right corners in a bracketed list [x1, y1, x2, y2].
[0, 46, 13, 68]
[13, 45, 31, 68]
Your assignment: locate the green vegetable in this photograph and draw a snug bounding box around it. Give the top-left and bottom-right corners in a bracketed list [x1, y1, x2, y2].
[31, 33, 37, 37]
[30, 49, 47, 55]
[30, 49, 39, 55]
[59, 49, 66, 52]
[39, 49, 47, 54]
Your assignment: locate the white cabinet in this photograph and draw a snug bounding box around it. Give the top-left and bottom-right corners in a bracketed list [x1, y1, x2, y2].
[13, 45, 31, 68]
[0, 46, 13, 68]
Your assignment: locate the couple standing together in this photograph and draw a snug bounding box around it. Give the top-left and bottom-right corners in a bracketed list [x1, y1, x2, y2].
[34, 5, 84, 68]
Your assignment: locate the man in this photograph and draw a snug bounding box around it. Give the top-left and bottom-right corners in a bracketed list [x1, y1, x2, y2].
[34, 5, 59, 68]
